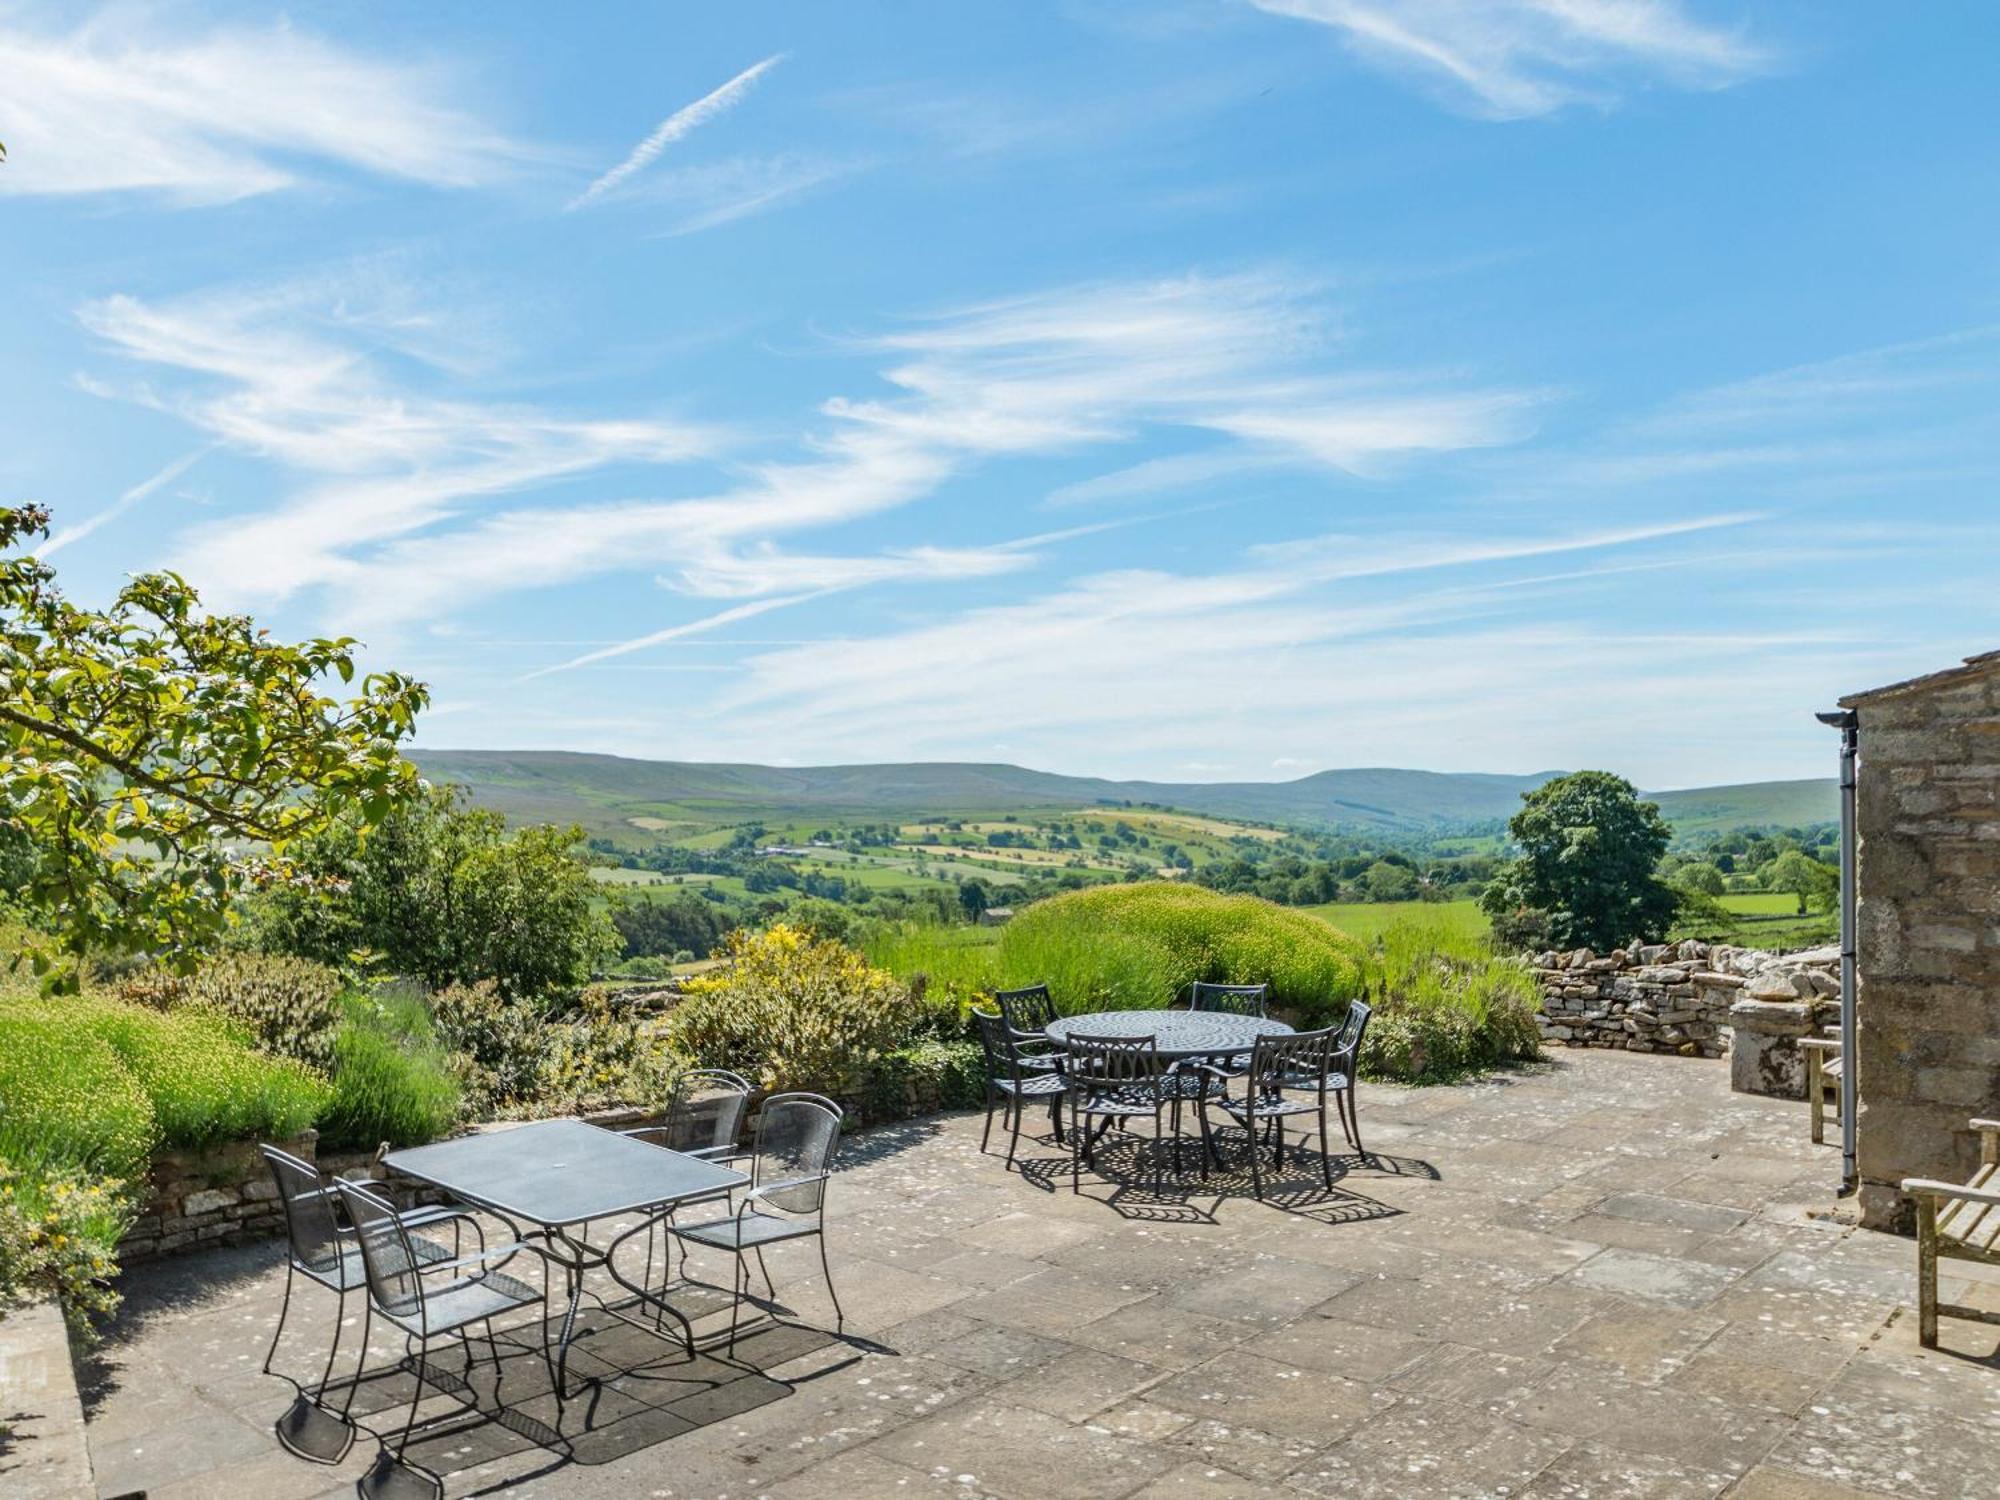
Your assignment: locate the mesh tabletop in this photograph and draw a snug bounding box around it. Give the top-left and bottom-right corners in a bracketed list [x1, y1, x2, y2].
[384, 1119, 747, 1228]
[1044, 1010, 1293, 1059]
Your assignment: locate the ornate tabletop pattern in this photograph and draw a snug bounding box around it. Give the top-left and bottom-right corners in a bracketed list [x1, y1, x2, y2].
[1043, 1009, 1293, 1059]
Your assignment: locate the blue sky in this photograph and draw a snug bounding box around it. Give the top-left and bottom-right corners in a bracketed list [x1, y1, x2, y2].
[4, 2, 1997, 788]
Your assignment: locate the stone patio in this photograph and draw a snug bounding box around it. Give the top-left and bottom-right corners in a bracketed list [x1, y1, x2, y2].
[81, 1050, 2000, 1499]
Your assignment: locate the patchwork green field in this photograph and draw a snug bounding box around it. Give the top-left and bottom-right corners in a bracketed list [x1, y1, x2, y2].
[1306, 898, 1490, 944]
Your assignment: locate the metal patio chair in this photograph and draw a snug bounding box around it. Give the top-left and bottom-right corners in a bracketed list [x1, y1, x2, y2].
[334, 1177, 556, 1500]
[974, 1008, 1067, 1167]
[619, 1068, 755, 1290]
[993, 983, 1062, 1070]
[1197, 1002, 1371, 1199]
[1063, 1032, 1197, 1195]
[1187, 981, 1271, 1074]
[669, 1092, 844, 1352]
[259, 1145, 484, 1464]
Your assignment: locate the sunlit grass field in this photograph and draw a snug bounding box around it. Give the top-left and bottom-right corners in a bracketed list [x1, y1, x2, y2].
[1304, 898, 1489, 945]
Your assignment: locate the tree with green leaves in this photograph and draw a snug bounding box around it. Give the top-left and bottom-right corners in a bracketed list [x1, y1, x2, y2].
[1760, 849, 1838, 915]
[1480, 771, 1678, 952]
[247, 782, 617, 997]
[0, 504, 427, 988]
[1672, 862, 1726, 897]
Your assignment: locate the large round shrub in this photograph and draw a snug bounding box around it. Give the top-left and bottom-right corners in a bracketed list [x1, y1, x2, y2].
[995, 882, 1367, 1026]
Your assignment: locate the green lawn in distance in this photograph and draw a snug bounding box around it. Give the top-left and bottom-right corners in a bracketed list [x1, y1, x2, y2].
[1304, 898, 1489, 945]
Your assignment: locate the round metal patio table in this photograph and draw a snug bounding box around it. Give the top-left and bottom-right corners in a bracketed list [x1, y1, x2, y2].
[1043, 1009, 1293, 1058]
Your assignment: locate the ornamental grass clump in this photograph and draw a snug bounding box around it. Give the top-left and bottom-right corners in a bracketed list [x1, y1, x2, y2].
[994, 882, 1369, 1026]
[317, 988, 462, 1150]
[1360, 919, 1541, 1083]
[672, 924, 918, 1096]
[0, 1004, 158, 1182]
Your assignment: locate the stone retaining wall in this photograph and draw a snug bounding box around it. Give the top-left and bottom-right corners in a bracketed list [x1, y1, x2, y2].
[1535, 940, 1839, 1059]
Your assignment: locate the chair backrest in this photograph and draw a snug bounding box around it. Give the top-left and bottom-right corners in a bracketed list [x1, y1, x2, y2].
[333, 1178, 425, 1321]
[1063, 1032, 1162, 1092]
[1332, 999, 1372, 1062]
[1189, 982, 1269, 1018]
[750, 1094, 842, 1216]
[262, 1144, 340, 1276]
[973, 1009, 1026, 1084]
[1246, 1025, 1341, 1096]
[660, 1068, 753, 1156]
[994, 983, 1057, 1034]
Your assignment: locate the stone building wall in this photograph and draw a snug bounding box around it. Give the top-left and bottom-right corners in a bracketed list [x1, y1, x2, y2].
[1846, 650, 2000, 1232]
[1535, 940, 1837, 1060]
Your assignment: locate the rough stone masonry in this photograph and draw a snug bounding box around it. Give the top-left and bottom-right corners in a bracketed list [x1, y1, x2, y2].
[1844, 648, 2000, 1232]
[1535, 939, 1838, 1067]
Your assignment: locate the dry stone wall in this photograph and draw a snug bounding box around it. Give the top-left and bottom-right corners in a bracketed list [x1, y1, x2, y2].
[1535, 940, 1839, 1061]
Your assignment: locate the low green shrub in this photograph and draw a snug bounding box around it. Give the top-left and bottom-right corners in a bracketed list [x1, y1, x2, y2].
[673, 924, 919, 1095]
[995, 883, 1368, 1025]
[535, 988, 676, 1116]
[0, 1158, 132, 1342]
[0, 1006, 157, 1182]
[318, 990, 462, 1150]
[430, 979, 555, 1117]
[178, 953, 344, 1071]
[1360, 920, 1542, 1083]
[61, 997, 330, 1150]
[865, 1038, 986, 1120]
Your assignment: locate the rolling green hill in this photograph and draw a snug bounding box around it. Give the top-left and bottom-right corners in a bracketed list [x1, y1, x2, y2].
[412, 751, 1834, 841]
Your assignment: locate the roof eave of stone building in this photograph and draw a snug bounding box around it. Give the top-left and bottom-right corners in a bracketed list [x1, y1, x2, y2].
[1839, 647, 2000, 708]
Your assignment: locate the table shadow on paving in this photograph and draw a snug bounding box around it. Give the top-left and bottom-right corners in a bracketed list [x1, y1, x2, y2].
[302, 1298, 846, 1478]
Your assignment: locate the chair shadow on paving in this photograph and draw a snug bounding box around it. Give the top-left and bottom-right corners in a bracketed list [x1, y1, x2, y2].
[313, 1290, 851, 1487]
[1005, 1129, 1433, 1228]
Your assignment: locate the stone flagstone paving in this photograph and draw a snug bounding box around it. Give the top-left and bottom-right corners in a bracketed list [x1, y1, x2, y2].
[82, 1050, 2000, 1498]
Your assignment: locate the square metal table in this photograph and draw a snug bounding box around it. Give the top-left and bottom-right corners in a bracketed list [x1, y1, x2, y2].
[385, 1119, 748, 1393]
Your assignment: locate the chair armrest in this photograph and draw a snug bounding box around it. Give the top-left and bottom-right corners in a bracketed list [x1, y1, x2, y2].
[418, 1239, 551, 1279]
[1969, 1119, 2000, 1136]
[1170, 1061, 1235, 1090]
[1902, 1177, 2000, 1207]
[744, 1174, 830, 1211]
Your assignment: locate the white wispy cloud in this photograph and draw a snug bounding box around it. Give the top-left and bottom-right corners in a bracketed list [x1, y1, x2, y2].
[1249, 0, 1772, 119]
[0, 15, 524, 203]
[81, 267, 1539, 640]
[40, 447, 209, 557]
[568, 54, 785, 210]
[78, 279, 719, 606]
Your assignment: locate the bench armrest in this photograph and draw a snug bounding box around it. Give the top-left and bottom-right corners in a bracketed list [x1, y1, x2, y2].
[1902, 1177, 2000, 1207]
[1799, 1039, 1842, 1054]
[1969, 1119, 2000, 1135]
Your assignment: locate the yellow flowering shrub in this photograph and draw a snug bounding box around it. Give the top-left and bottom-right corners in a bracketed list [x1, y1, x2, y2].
[670, 925, 918, 1096]
[0, 1158, 131, 1342]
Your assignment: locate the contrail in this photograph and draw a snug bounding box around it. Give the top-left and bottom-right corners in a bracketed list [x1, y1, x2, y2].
[567, 54, 785, 210]
[40, 447, 208, 557]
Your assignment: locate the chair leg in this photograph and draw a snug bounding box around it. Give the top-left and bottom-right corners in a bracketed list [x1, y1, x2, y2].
[392, 1337, 427, 1464]
[981, 1081, 998, 1154]
[1154, 1108, 1165, 1196]
[1248, 1117, 1264, 1201]
[1006, 1091, 1026, 1168]
[339, 1298, 373, 1418]
[1807, 1051, 1825, 1144]
[1346, 1087, 1367, 1161]
[755, 1245, 776, 1299]
[728, 1251, 746, 1355]
[1318, 1101, 1334, 1190]
[1072, 1098, 1083, 1194]
[1194, 1101, 1215, 1180]
[817, 1230, 845, 1332]
[306, 1284, 348, 1405]
[263, 1260, 297, 1376]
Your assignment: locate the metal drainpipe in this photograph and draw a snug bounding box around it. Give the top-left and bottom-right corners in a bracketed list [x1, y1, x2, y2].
[1817, 707, 1860, 1195]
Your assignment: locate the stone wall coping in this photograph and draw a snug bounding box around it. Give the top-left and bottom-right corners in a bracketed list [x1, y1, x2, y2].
[0, 1298, 96, 1500]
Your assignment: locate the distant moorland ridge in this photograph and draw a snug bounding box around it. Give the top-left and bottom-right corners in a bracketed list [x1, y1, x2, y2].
[411, 750, 1836, 839]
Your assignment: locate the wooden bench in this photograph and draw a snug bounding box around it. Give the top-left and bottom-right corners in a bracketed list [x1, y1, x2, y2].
[1800, 1029, 1844, 1145]
[1903, 1117, 2000, 1347]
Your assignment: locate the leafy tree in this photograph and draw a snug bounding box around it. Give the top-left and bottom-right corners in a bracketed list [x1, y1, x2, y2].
[249, 783, 616, 996]
[1363, 860, 1420, 902]
[1760, 850, 1837, 915]
[958, 877, 992, 921]
[611, 892, 733, 959]
[1480, 771, 1677, 951]
[0, 505, 425, 987]
[1672, 862, 1726, 897]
